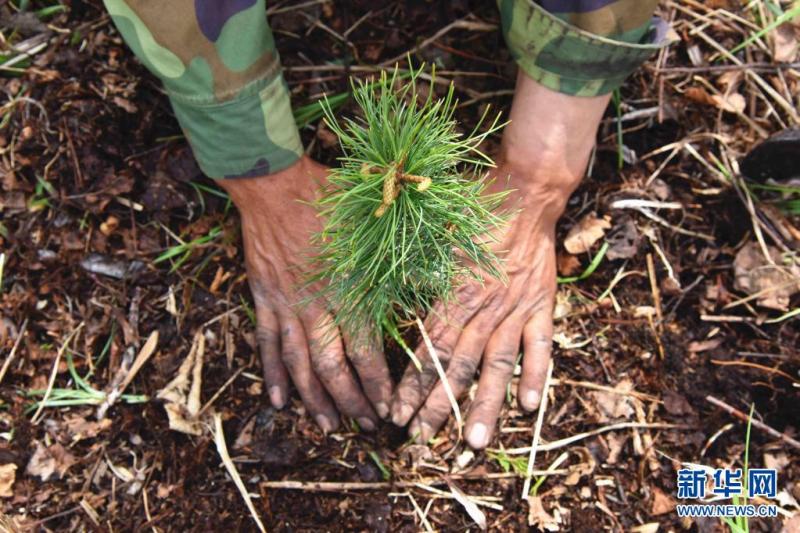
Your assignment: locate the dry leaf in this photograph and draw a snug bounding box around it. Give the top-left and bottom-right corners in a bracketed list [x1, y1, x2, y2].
[590, 379, 635, 421]
[564, 447, 596, 486]
[717, 71, 742, 91]
[663, 391, 694, 417]
[606, 218, 641, 260]
[605, 432, 627, 465]
[556, 252, 582, 276]
[26, 442, 76, 482]
[564, 214, 611, 254]
[527, 496, 560, 531]
[686, 86, 745, 114]
[764, 452, 790, 471]
[685, 86, 716, 106]
[733, 241, 800, 311]
[710, 93, 746, 114]
[156, 332, 205, 435]
[0, 464, 17, 498]
[651, 487, 676, 516]
[771, 19, 799, 63]
[64, 415, 112, 442]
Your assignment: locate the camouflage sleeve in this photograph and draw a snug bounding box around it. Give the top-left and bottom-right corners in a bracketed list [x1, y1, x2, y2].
[102, 0, 303, 179]
[498, 0, 673, 97]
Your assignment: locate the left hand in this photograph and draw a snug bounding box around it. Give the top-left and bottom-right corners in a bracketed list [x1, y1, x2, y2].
[389, 161, 576, 449]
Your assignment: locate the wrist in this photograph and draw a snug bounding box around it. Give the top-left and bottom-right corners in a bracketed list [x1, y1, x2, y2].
[490, 159, 580, 219]
[218, 156, 322, 211]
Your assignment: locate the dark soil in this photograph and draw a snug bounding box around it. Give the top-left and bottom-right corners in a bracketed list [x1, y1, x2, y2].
[0, 1, 797, 531]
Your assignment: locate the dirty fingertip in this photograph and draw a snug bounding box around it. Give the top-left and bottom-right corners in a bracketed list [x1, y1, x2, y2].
[269, 385, 286, 409]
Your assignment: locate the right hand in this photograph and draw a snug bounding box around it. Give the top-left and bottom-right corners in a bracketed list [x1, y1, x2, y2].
[218, 156, 393, 432]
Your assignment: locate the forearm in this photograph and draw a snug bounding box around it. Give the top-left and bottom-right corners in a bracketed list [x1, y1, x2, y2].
[496, 0, 670, 212]
[102, 0, 302, 179]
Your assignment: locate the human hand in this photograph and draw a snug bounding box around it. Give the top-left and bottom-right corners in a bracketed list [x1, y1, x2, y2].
[219, 156, 393, 432]
[389, 74, 612, 449]
[389, 162, 572, 448]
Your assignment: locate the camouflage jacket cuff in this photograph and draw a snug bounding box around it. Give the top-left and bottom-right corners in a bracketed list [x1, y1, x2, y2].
[499, 0, 674, 97]
[168, 73, 303, 179]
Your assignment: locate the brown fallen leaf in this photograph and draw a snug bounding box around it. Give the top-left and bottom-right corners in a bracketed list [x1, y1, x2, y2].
[764, 452, 790, 471]
[0, 513, 24, 532]
[710, 92, 746, 114]
[651, 487, 676, 516]
[590, 378, 635, 421]
[733, 241, 800, 311]
[0, 464, 17, 498]
[771, 15, 800, 63]
[527, 495, 560, 531]
[663, 391, 695, 417]
[26, 442, 76, 482]
[564, 214, 611, 255]
[156, 332, 205, 435]
[556, 252, 582, 276]
[685, 86, 746, 114]
[606, 218, 641, 260]
[63, 415, 112, 442]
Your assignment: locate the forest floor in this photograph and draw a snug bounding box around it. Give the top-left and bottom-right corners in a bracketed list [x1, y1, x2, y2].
[0, 0, 799, 531]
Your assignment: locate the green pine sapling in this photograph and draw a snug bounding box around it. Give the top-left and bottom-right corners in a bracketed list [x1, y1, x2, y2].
[310, 66, 509, 351]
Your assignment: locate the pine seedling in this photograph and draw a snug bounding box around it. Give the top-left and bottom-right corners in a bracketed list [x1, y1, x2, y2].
[310, 66, 509, 345]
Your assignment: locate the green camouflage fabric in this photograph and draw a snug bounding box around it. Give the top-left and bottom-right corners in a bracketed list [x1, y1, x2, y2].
[104, 1, 670, 178]
[499, 0, 671, 96]
[103, 0, 303, 179]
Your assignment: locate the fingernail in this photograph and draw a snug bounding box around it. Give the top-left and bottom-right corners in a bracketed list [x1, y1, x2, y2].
[269, 386, 285, 409]
[315, 414, 335, 433]
[392, 403, 414, 426]
[524, 390, 540, 410]
[468, 423, 489, 449]
[375, 402, 389, 419]
[419, 422, 435, 443]
[357, 416, 376, 431]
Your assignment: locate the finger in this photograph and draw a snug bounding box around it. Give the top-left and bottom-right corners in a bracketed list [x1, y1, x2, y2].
[518, 301, 554, 412]
[341, 327, 393, 419]
[409, 323, 491, 442]
[254, 303, 289, 409]
[277, 308, 340, 433]
[390, 284, 488, 426]
[304, 310, 378, 431]
[464, 317, 524, 449]
[390, 312, 460, 427]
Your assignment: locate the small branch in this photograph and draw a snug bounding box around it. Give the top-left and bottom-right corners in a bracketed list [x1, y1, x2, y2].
[0, 318, 27, 385]
[705, 396, 800, 450]
[380, 19, 496, 67]
[259, 471, 568, 492]
[656, 62, 800, 74]
[96, 330, 158, 420]
[521, 360, 554, 498]
[416, 317, 462, 441]
[499, 422, 690, 456]
[213, 414, 266, 532]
